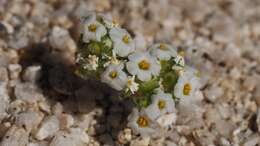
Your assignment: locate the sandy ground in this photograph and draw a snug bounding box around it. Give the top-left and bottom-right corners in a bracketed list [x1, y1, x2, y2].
[0, 0, 260, 146]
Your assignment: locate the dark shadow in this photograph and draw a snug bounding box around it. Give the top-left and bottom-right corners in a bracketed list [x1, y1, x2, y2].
[19, 42, 133, 145]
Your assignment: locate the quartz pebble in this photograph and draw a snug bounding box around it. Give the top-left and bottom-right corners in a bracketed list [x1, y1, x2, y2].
[15, 111, 44, 133]
[117, 128, 132, 144]
[156, 113, 177, 128]
[205, 85, 223, 102]
[0, 126, 29, 146]
[59, 113, 74, 130]
[35, 116, 60, 140]
[0, 67, 8, 82]
[49, 26, 76, 53]
[49, 128, 89, 146]
[27, 141, 49, 146]
[0, 82, 9, 122]
[130, 137, 150, 146]
[8, 64, 22, 80]
[22, 65, 41, 83]
[257, 109, 260, 133]
[14, 82, 44, 103]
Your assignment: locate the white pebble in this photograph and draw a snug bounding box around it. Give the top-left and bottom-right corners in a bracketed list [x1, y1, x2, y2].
[8, 64, 22, 80]
[35, 116, 60, 140]
[15, 111, 44, 133]
[15, 83, 44, 103]
[22, 65, 41, 83]
[50, 128, 89, 146]
[156, 113, 177, 128]
[0, 126, 29, 146]
[0, 82, 9, 122]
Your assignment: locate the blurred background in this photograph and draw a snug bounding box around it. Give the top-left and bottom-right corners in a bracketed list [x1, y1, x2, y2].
[0, 0, 260, 146]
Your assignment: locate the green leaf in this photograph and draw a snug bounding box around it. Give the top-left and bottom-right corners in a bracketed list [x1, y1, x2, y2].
[160, 60, 174, 74]
[87, 41, 102, 55]
[133, 96, 151, 108]
[138, 77, 159, 95]
[161, 71, 178, 93]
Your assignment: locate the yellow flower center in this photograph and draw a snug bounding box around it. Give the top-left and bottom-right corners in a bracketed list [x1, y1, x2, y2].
[178, 51, 185, 57]
[137, 116, 149, 127]
[159, 43, 168, 50]
[127, 80, 132, 86]
[138, 60, 150, 70]
[183, 83, 192, 96]
[195, 71, 201, 77]
[158, 100, 166, 110]
[88, 24, 97, 32]
[122, 35, 130, 44]
[109, 71, 118, 79]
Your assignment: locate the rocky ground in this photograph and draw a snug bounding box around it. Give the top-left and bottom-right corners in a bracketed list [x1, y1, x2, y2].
[0, 0, 260, 146]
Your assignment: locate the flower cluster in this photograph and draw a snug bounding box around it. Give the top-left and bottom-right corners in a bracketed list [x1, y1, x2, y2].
[75, 12, 201, 137]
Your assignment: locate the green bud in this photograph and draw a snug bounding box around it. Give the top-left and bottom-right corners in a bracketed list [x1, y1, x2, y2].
[138, 77, 159, 95]
[134, 96, 151, 108]
[161, 71, 178, 93]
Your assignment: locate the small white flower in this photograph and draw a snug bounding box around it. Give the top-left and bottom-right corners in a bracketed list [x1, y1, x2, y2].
[149, 43, 177, 60]
[109, 27, 135, 57]
[144, 89, 175, 121]
[82, 14, 107, 43]
[174, 55, 185, 67]
[75, 53, 84, 63]
[127, 108, 155, 137]
[126, 76, 139, 94]
[126, 52, 161, 81]
[174, 69, 200, 101]
[83, 55, 99, 71]
[103, 51, 121, 67]
[102, 16, 120, 28]
[172, 65, 185, 75]
[101, 63, 127, 91]
[159, 78, 164, 90]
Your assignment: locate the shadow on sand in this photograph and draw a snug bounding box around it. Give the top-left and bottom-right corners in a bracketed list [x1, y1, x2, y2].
[19, 42, 133, 145]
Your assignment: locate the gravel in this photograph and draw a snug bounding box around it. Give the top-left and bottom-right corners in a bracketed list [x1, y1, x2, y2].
[0, 0, 260, 145]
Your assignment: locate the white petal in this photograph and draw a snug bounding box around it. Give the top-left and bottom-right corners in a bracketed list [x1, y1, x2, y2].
[157, 51, 171, 60]
[137, 71, 151, 81]
[144, 104, 160, 121]
[150, 63, 161, 76]
[113, 42, 130, 57]
[128, 52, 143, 62]
[126, 62, 139, 75]
[109, 27, 125, 40]
[96, 25, 107, 41]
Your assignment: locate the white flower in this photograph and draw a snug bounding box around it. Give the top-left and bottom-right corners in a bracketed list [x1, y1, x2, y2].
[126, 76, 139, 94]
[174, 69, 200, 101]
[109, 27, 135, 57]
[126, 52, 161, 81]
[149, 43, 177, 60]
[102, 16, 120, 28]
[75, 53, 83, 63]
[83, 55, 99, 71]
[174, 55, 185, 67]
[172, 65, 185, 75]
[127, 108, 155, 137]
[144, 89, 175, 121]
[101, 63, 127, 91]
[103, 51, 121, 67]
[82, 14, 107, 43]
[159, 78, 164, 90]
